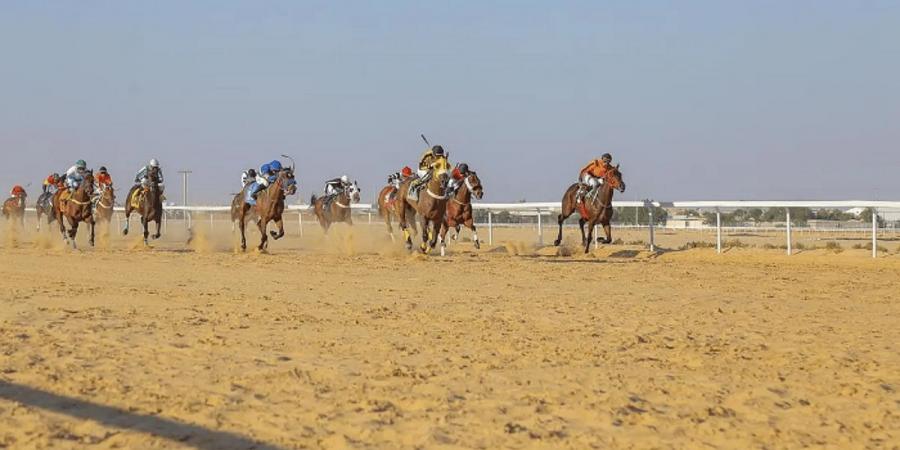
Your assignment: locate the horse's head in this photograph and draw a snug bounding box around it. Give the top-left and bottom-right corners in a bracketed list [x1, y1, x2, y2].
[465, 172, 484, 199]
[605, 164, 626, 193]
[82, 171, 95, 196]
[348, 181, 361, 203]
[148, 166, 161, 184]
[278, 168, 297, 196]
[431, 158, 451, 192]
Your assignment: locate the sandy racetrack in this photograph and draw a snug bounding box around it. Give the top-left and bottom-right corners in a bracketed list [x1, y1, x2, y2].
[1, 221, 898, 449]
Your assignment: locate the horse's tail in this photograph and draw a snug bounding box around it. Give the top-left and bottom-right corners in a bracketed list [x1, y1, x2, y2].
[309, 194, 317, 210]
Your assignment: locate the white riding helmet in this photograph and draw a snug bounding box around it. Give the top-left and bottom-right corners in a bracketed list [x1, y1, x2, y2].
[340, 175, 349, 184]
[149, 158, 160, 168]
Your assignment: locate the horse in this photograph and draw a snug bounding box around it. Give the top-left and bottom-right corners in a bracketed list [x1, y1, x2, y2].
[310, 181, 360, 232]
[237, 167, 297, 251]
[396, 158, 451, 254]
[55, 171, 96, 248]
[230, 186, 257, 232]
[2, 192, 27, 228]
[123, 166, 163, 245]
[94, 185, 115, 225]
[35, 191, 57, 231]
[376, 181, 419, 241]
[439, 171, 484, 249]
[553, 165, 626, 253]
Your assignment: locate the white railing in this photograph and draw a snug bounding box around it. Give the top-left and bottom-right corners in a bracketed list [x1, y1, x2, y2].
[22, 200, 897, 258]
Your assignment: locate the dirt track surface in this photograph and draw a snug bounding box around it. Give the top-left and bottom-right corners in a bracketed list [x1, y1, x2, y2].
[1, 225, 899, 449]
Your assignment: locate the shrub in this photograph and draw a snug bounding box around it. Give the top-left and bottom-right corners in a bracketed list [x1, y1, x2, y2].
[680, 241, 715, 250]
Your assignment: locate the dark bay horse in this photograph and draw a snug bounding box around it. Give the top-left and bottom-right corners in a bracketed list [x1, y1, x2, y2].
[94, 185, 115, 225]
[55, 172, 95, 248]
[554, 165, 626, 253]
[35, 192, 57, 231]
[2, 192, 27, 228]
[123, 167, 163, 245]
[440, 171, 484, 249]
[396, 159, 450, 254]
[310, 181, 360, 232]
[230, 186, 257, 232]
[238, 167, 297, 251]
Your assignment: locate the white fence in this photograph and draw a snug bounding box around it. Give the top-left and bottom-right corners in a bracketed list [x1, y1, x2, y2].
[23, 200, 900, 258]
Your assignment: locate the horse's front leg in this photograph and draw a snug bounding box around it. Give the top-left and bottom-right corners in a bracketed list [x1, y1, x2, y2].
[270, 216, 285, 240]
[584, 219, 596, 254]
[257, 218, 268, 251]
[601, 222, 612, 244]
[467, 218, 480, 250]
[122, 211, 130, 235]
[429, 219, 440, 250]
[437, 219, 449, 256]
[238, 213, 247, 251]
[68, 218, 79, 249]
[154, 215, 162, 239]
[142, 216, 150, 246]
[89, 217, 95, 247]
[419, 217, 430, 253]
[578, 217, 588, 246]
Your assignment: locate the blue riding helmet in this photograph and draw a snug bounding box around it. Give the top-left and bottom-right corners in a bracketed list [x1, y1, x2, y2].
[260, 163, 272, 175]
[269, 160, 283, 171]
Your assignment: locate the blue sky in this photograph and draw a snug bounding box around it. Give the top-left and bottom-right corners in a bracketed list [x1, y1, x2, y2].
[1, 1, 898, 203]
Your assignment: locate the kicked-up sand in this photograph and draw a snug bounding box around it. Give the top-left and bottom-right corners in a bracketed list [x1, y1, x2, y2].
[0, 219, 898, 449]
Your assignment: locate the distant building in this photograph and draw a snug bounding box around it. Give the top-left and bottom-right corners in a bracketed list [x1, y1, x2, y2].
[665, 215, 704, 229]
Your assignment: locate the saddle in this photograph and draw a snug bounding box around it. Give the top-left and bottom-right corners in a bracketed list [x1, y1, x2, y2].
[407, 174, 431, 201]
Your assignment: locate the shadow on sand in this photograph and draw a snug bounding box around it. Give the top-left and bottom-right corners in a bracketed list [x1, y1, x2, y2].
[0, 380, 284, 450]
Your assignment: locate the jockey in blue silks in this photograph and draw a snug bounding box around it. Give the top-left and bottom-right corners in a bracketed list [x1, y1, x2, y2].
[250, 160, 283, 200]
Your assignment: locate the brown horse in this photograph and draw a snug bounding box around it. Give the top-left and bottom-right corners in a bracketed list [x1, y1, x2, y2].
[55, 171, 96, 248]
[310, 181, 360, 232]
[237, 167, 297, 251]
[554, 165, 626, 253]
[123, 166, 163, 245]
[94, 185, 115, 225]
[2, 192, 27, 228]
[377, 180, 419, 242]
[396, 159, 451, 254]
[440, 171, 484, 249]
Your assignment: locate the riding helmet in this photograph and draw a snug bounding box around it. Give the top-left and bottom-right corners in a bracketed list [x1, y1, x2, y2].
[76, 159, 86, 169]
[601, 153, 612, 163]
[432, 145, 445, 156]
[149, 158, 160, 167]
[99, 166, 108, 173]
[458, 163, 469, 174]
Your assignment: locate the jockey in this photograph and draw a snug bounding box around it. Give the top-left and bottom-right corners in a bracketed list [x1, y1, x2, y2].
[134, 158, 164, 189]
[447, 163, 470, 194]
[9, 185, 26, 198]
[42, 173, 62, 194]
[409, 145, 448, 199]
[241, 168, 257, 188]
[95, 166, 113, 191]
[577, 153, 612, 202]
[65, 160, 88, 191]
[251, 160, 282, 199]
[389, 166, 413, 189]
[324, 175, 350, 197]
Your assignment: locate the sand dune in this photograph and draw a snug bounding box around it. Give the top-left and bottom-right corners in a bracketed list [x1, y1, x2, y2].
[0, 221, 898, 449]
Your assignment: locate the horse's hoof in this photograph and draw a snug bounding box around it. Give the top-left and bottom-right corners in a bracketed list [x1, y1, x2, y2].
[122, 229, 128, 235]
[553, 239, 561, 246]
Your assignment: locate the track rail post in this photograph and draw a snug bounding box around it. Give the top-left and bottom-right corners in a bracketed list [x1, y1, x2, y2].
[716, 210, 722, 254]
[488, 212, 493, 245]
[872, 209, 877, 258]
[537, 208, 543, 245]
[786, 209, 792, 255]
[646, 200, 656, 252]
